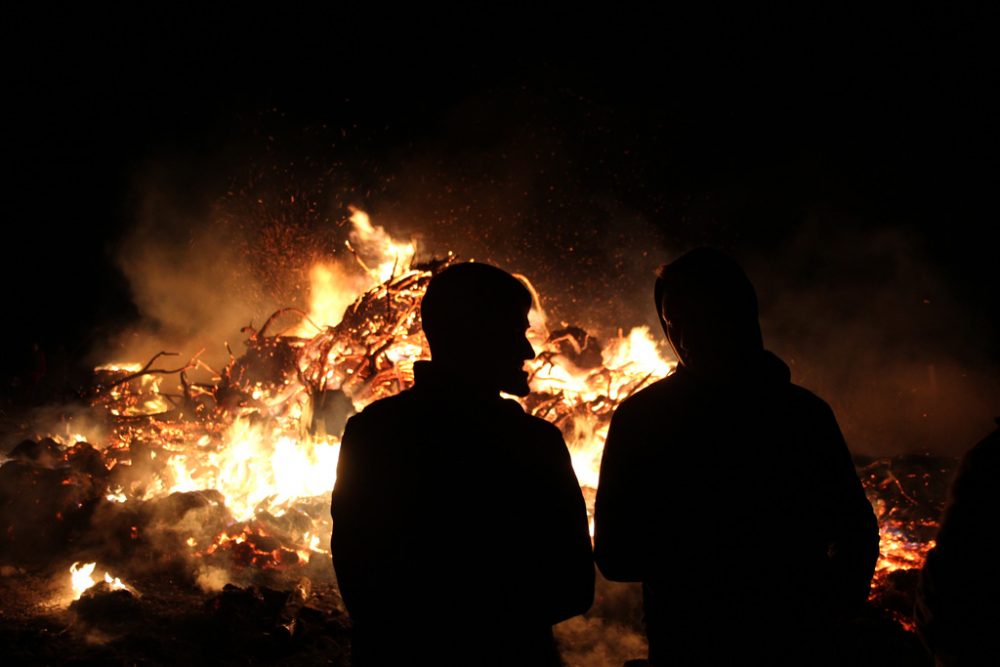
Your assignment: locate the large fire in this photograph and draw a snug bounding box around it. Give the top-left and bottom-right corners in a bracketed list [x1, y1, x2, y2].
[77, 210, 681, 564]
[4, 210, 942, 630]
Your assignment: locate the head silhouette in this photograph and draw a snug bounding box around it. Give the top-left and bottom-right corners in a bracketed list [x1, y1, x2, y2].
[655, 248, 763, 378]
[420, 262, 536, 396]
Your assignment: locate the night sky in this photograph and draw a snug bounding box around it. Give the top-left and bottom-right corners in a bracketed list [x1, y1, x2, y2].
[4, 12, 998, 453]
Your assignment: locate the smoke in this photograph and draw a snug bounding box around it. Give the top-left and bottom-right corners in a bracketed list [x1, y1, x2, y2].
[195, 565, 231, 593]
[748, 216, 1000, 457]
[93, 102, 677, 397]
[94, 159, 371, 377]
[101, 189, 279, 373]
[1, 401, 109, 455]
[555, 575, 647, 667]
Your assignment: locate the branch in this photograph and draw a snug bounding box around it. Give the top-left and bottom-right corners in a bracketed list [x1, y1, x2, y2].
[98, 350, 203, 390]
[250, 308, 320, 340]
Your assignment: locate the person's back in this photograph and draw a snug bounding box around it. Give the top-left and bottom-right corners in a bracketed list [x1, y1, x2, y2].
[594, 248, 879, 665]
[917, 420, 1000, 665]
[331, 262, 594, 666]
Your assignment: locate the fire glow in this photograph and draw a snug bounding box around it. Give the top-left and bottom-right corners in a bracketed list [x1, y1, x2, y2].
[52, 210, 937, 615]
[70, 561, 129, 600]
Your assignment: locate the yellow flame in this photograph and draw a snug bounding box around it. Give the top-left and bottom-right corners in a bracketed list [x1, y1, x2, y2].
[87, 218, 679, 564]
[70, 561, 97, 599]
[76, 211, 934, 602]
[348, 207, 415, 283]
[94, 363, 143, 373]
[159, 420, 341, 522]
[521, 324, 675, 536]
[604, 327, 675, 379]
[116, 305, 673, 555]
[295, 532, 328, 563]
[105, 487, 127, 503]
[103, 572, 126, 591]
[288, 208, 415, 337]
[290, 262, 372, 336]
[69, 561, 128, 600]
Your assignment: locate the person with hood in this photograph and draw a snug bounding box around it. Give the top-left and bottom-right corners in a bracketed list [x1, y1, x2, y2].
[331, 262, 594, 666]
[917, 419, 1000, 665]
[594, 248, 879, 665]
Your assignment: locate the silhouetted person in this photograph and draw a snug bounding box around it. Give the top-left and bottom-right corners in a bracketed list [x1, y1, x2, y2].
[331, 262, 594, 666]
[917, 419, 1000, 666]
[594, 248, 879, 665]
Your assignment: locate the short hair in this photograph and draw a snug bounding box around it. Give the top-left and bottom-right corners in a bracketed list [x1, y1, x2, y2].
[420, 262, 532, 354]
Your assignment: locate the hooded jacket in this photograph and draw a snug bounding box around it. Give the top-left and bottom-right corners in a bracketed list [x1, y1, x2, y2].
[594, 350, 879, 663]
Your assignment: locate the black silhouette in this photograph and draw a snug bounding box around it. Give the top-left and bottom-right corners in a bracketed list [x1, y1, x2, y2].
[594, 248, 880, 665]
[917, 419, 1000, 665]
[330, 262, 594, 666]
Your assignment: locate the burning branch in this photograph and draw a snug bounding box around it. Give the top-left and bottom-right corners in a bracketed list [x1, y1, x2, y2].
[245, 308, 323, 340]
[97, 350, 204, 391]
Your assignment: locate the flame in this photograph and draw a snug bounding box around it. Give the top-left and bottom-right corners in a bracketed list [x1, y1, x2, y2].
[286, 208, 414, 337]
[527, 326, 676, 496]
[87, 241, 678, 569]
[295, 532, 326, 563]
[78, 216, 710, 570]
[70, 561, 97, 598]
[347, 206, 415, 283]
[95, 362, 144, 373]
[157, 419, 341, 522]
[69, 561, 129, 600]
[605, 327, 674, 378]
[68, 208, 936, 622]
[290, 262, 371, 337]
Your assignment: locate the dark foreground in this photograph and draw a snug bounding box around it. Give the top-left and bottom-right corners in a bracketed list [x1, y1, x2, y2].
[0, 568, 937, 667]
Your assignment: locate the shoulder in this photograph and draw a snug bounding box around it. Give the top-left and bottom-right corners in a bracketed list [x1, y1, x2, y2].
[495, 399, 572, 466]
[613, 372, 685, 422]
[953, 425, 1000, 491]
[343, 391, 414, 435]
[357, 390, 414, 416]
[966, 426, 1000, 465]
[502, 398, 564, 441]
[785, 383, 838, 421]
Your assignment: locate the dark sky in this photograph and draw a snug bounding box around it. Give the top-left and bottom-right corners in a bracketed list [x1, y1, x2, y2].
[3, 11, 998, 449]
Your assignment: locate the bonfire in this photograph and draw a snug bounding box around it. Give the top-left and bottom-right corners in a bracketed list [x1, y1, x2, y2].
[0, 208, 952, 664]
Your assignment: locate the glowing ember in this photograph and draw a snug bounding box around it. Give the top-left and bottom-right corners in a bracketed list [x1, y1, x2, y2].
[877, 532, 936, 578]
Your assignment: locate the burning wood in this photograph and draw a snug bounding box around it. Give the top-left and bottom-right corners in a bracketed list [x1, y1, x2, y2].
[0, 211, 955, 662]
